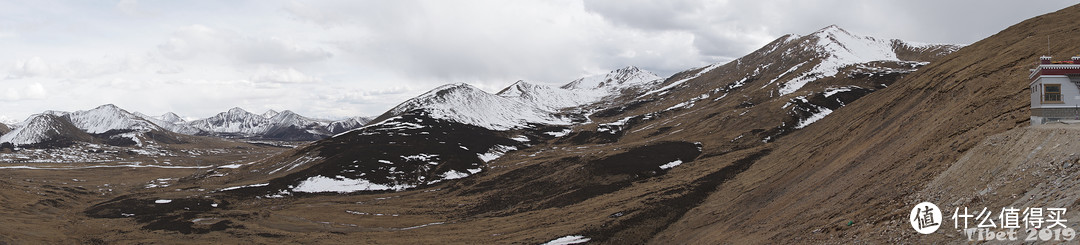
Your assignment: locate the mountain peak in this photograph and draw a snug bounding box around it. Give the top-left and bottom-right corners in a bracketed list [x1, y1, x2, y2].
[59, 104, 162, 134]
[159, 112, 184, 123]
[496, 80, 541, 97]
[262, 109, 280, 118]
[94, 104, 122, 111]
[272, 110, 300, 119]
[614, 65, 642, 74]
[421, 83, 487, 100]
[561, 66, 660, 90]
[816, 24, 844, 33]
[0, 113, 91, 146]
[227, 107, 250, 115]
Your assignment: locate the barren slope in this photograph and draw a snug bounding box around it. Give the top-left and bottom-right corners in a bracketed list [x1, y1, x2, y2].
[655, 4, 1080, 244]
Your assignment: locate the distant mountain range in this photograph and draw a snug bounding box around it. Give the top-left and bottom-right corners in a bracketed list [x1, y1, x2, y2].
[0, 105, 373, 147]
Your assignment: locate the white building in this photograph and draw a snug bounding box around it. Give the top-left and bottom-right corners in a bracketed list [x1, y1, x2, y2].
[1030, 55, 1080, 125]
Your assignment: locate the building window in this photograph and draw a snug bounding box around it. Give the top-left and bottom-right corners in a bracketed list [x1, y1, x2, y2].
[1044, 84, 1063, 103]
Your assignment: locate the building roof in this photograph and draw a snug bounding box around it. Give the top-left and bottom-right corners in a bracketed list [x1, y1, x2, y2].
[1029, 56, 1080, 84]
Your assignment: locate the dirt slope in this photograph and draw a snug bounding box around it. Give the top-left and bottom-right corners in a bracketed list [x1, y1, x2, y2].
[654, 4, 1080, 243]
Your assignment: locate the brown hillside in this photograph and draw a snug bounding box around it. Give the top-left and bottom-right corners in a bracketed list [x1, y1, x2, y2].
[655, 4, 1080, 244]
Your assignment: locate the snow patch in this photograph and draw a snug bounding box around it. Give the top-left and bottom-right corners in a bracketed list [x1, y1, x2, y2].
[440, 170, 470, 180]
[510, 135, 530, 142]
[544, 128, 572, 137]
[823, 86, 857, 97]
[542, 235, 591, 245]
[293, 175, 413, 193]
[478, 145, 517, 162]
[795, 107, 834, 129]
[659, 160, 684, 170]
[219, 183, 269, 192]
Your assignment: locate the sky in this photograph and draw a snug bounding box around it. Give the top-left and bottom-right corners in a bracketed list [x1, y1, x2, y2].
[0, 0, 1075, 123]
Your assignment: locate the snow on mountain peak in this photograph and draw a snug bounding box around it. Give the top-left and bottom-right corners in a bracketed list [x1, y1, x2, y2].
[268, 110, 307, 125]
[227, 107, 250, 115]
[65, 104, 161, 134]
[813, 24, 845, 35]
[188, 107, 270, 135]
[262, 109, 280, 119]
[0, 114, 86, 145]
[96, 104, 121, 110]
[375, 67, 666, 130]
[327, 116, 370, 134]
[495, 80, 537, 98]
[384, 82, 572, 131]
[562, 66, 661, 90]
[498, 80, 606, 110]
[776, 25, 924, 95]
[157, 112, 184, 123]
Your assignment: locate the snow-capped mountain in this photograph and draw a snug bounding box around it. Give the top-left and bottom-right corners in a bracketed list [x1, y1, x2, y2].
[182, 107, 363, 140]
[0, 114, 92, 147]
[770, 25, 956, 95]
[187, 107, 273, 136]
[0, 105, 195, 148]
[0, 104, 369, 147]
[261, 110, 280, 119]
[137, 112, 204, 135]
[64, 104, 163, 134]
[616, 25, 960, 143]
[155, 112, 185, 124]
[261, 110, 334, 141]
[496, 81, 604, 110]
[374, 83, 576, 131]
[561, 66, 661, 90]
[372, 66, 663, 131]
[327, 116, 372, 134]
[267, 110, 323, 127]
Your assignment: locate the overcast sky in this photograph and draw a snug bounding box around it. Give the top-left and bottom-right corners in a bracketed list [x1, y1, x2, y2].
[0, 0, 1074, 122]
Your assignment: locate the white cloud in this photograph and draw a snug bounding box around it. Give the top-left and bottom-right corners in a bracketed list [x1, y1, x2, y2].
[251, 67, 320, 84]
[157, 24, 332, 65]
[116, 0, 140, 16]
[285, 1, 708, 83]
[9, 57, 50, 78]
[1, 82, 47, 101]
[25, 82, 46, 98]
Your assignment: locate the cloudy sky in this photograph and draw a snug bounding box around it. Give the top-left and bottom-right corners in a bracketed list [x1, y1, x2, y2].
[0, 0, 1074, 122]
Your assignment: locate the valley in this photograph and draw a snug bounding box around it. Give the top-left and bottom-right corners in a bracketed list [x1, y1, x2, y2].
[0, 140, 289, 243]
[2, 3, 1079, 244]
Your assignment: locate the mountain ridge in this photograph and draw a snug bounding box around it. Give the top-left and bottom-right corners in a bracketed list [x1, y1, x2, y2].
[0, 105, 372, 146]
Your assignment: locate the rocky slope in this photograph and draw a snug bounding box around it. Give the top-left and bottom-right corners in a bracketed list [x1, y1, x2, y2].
[654, 5, 1080, 244]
